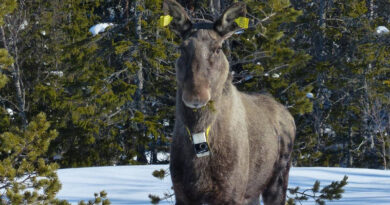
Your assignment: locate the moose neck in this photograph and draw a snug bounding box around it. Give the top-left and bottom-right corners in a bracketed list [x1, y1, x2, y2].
[177, 77, 232, 133]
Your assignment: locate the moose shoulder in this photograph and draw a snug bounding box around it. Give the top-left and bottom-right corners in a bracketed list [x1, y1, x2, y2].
[164, 0, 296, 204]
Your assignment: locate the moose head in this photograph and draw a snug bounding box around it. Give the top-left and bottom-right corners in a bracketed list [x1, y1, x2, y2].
[163, 0, 246, 109]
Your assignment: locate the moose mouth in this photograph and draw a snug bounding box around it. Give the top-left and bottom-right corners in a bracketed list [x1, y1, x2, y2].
[182, 99, 208, 109]
[181, 93, 210, 109]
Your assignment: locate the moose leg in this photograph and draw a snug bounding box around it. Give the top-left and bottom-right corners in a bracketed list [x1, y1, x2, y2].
[261, 161, 291, 205]
[245, 197, 260, 205]
[173, 184, 202, 205]
[172, 182, 188, 205]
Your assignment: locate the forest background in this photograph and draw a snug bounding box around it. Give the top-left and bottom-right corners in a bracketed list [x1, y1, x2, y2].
[0, 0, 389, 203]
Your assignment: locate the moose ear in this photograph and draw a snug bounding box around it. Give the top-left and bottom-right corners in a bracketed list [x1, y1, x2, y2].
[214, 2, 247, 37]
[163, 0, 192, 38]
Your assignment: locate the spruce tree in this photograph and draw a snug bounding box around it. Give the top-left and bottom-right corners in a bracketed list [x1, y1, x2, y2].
[92, 0, 176, 165]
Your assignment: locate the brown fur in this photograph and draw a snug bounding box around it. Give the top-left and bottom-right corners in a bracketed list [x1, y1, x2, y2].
[165, 1, 295, 204]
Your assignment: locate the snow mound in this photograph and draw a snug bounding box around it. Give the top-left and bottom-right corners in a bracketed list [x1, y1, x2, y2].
[376, 26, 389, 34]
[89, 23, 114, 36]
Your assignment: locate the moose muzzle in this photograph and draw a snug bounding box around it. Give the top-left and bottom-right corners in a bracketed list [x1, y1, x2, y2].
[182, 85, 211, 109]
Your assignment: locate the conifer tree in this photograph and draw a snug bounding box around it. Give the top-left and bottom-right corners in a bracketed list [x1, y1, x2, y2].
[288, 0, 390, 168]
[0, 113, 63, 204]
[0, 3, 64, 203]
[92, 0, 177, 165]
[30, 0, 136, 167]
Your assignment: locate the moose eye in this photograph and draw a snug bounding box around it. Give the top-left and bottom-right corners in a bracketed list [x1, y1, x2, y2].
[214, 47, 222, 54]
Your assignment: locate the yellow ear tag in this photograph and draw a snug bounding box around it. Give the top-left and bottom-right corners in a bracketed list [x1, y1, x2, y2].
[234, 17, 249, 29]
[159, 15, 173, 27]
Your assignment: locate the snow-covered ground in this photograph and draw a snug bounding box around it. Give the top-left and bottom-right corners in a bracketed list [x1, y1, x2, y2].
[57, 165, 390, 205]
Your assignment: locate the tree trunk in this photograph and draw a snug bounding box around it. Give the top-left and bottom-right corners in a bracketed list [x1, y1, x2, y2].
[151, 141, 158, 164]
[315, 0, 326, 61]
[12, 63, 28, 127]
[348, 127, 353, 167]
[383, 143, 387, 170]
[312, 0, 328, 152]
[133, 0, 147, 164]
[1, 26, 28, 128]
[210, 0, 221, 17]
[369, 0, 375, 21]
[178, 0, 194, 11]
[381, 135, 387, 170]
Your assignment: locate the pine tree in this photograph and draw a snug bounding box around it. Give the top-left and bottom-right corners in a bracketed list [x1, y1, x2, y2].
[287, 176, 348, 205]
[0, 113, 63, 204]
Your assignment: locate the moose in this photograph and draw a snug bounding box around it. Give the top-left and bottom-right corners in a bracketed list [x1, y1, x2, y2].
[165, 0, 296, 204]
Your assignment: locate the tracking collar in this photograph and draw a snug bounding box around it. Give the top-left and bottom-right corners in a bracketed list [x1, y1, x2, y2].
[185, 126, 212, 158]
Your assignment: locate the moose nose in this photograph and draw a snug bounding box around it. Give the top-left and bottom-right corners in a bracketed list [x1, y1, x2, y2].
[182, 90, 210, 109]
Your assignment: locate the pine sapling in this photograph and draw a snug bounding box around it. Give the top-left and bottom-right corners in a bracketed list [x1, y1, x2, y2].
[287, 175, 348, 205]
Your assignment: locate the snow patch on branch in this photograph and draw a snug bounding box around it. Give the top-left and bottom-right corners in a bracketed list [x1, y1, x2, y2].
[6, 108, 14, 116]
[272, 73, 280, 78]
[50, 71, 64, 77]
[376, 26, 389, 34]
[89, 23, 114, 36]
[19, 20, 28, 30]
[306, 92, 314, 99]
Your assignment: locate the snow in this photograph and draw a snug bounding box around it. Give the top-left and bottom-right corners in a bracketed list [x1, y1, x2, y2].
[244, 75, 253, 81]
[163, 120, 170, 127]
[272, 73, 280, 78]
[376, 26, 389, 34]
[324, 127, 333, 134]
[89, 23, 114, 36]
[53, 155, 62, 160]
[6, 108, 14, 116]
[57, 165, 390, 205]
[157, 153, 170, 162]
[50, 71, 64, 77]
[306, 92, 314, 99]
[235, 29, 245, 35]
[57, 165, 172, 205]
[145, 152, 170, 163]
[19, 20, 28, 30]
